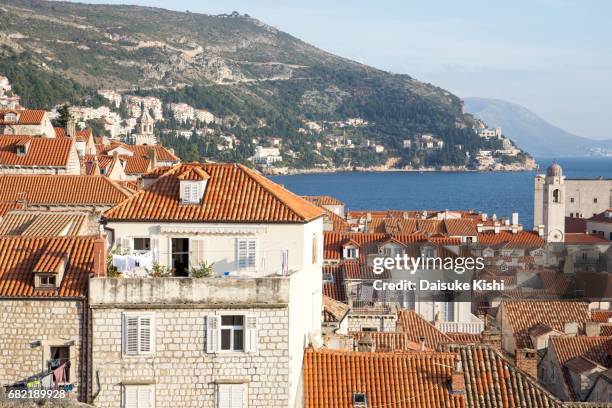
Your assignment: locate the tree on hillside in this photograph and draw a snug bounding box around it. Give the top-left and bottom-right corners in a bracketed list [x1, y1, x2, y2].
[52, 104, 71, 128]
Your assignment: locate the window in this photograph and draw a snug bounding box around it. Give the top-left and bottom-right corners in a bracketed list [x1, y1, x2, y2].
[594, 198, 598, 203]
[39, 274, 56, 288]
[352, 392, 367, 407]
[570, 197, 574, 203]
[123, 315, 154, 355]
[221, 315, 244, 352]
[312, 234, 319, 264]
[322, 273, 334, 283]
[552, 189, 560, 203]
[345, 247, 357, 259]
[217, 383, 245, 408]
[206, 315, 258, 353]
[133, 238, 151, 252]
[48, 346, 70, 382]
[236, 239, 256, 270]
[181, 182, 200, 204]
[123, 385, 154, 408]
[361, 327, 378, 332]
[16, 145, 26, 156]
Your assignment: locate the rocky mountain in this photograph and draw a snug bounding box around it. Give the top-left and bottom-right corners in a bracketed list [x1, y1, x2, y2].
[0, 0, 534, 170]
[464, 97, 612, 157]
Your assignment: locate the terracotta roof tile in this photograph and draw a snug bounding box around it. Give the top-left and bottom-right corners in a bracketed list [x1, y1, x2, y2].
[322, 264, 346, 302]
[592, 311, 612, 323]
[104, 163, 324, 223]
[0, 109, 46, 125]
[0, 211, 88, 236]
[352, 332, 430, 352]
[323, 295, 350, 323]
[443, 345, 564, 408]
[478, 231, 545, 248]
[0, 136, 73, 167]
[303, 348, 465, 408]
[445, 218, 478, 236]
[0, 175, 132, 207]
[302, 195, 344, 206]
[550, 336, 612, 366]
[500, 300, 590, 349]
[0, 235, 102, 298]
[446, 332, 483, 344]
[564, 233, 610, 244]
[397, 309, 454, 349]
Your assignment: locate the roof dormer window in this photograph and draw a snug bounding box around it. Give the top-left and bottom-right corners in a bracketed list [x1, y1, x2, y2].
[4, 112, 18, 122]
[181, 181, 202, 204]
[37, 274, 57, 289]
[16, 145, 27, 156]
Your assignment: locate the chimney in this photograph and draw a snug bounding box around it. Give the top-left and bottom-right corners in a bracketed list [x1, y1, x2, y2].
[147, 148, 158, 168]
[357, 333, 375, 352]
[481, 213, 487, 222]
[512, 212, 519, 226]
[66, 118, 76, 138]
[93, 235, 107, 278]
[419, 336, 426, 351]
[449, 358, 465, 394]
[477, 223, 483, 233]
[480, 315, 502, 351]
[537, 225, 545, 237]
[515, 349, 537, 379]
[366, 212, 372, 222]
[564, 321, 579, 336]
[585, 322, 601, 337]
[492, 213, 497, 222]
[494, 225, 500, 234]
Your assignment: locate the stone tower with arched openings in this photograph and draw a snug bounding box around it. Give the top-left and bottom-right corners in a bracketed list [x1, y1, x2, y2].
[131, 104, 157, 145]
[534, 163, 565, 243]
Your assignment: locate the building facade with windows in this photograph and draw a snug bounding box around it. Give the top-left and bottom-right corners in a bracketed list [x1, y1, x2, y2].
[94, 163, 325, 408]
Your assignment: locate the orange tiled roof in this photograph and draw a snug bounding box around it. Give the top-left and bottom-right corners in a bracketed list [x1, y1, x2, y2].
[592, 311, 612, 323]
[397, 309, 454, 349]
[446, 332, 483, 344]
[322, 263, 347, 302]
[0, 175, 132, 207]
[501, 300, 590, 349]
[103, 163, 325, 223]
[444, 344, 563, 408]
[0, 109, 46, 125]
[0, 211, 87, 236]
[96, 141, 178, 162]
[445, 218, 478, 236]
[564, 233, 609, 244]
[0, 136, 74, 167]
[303, 348, 465, 408]
[352, 332, 430, 352]
[323, 295, 350, 323]
[549, 336, 612, 366]
[302, 195, 344, 206]
[478, 231, 545, 248]
[0, 235, 102, 298]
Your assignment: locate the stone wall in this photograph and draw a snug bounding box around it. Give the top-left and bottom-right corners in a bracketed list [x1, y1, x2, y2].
[0, 300, 84, 398]
[91, 306, 290, 408]
[347, 314, 397, 332]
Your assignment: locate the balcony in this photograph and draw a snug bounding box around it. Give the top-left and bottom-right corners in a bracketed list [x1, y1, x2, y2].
[89, 276, 290, 307]
[435, 314, 484, 334]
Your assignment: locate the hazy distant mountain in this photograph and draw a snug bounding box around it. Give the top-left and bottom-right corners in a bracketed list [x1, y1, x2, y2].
[464, 97, 612, 157]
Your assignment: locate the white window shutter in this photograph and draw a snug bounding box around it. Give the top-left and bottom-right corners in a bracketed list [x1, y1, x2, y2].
[121, 237, 132, 253]
[206, 315, 220, 353]
[230, 384, 245, 408]
[139, 316, 153, 353]
[124, 316, 139, 355]
[247, 240, 256, 268]
[218, 384, 244, 408]
[138, 386, 153, 408]
[150, 237, 159, 263]
[245, 315, 258, 353]
[124, 386, 138, 408]
[190, 238, 206, 267]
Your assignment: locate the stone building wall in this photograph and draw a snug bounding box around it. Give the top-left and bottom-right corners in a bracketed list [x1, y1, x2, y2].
[347, 314, 397, 332]
[0, 300, 84, 397]
[91, 306, 290, 408]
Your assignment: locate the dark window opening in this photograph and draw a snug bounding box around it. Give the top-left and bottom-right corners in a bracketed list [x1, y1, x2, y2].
[49, 346, 70, 382]
[220, 315, 244, 351]
[171, 238, 189, 277]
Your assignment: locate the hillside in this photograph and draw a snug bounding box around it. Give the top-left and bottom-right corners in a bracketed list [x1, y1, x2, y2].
[0, 0, 535, 170]
[464, 97, 612, 157]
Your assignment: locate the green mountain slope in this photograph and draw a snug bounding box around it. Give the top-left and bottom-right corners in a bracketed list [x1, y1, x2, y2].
[0, 0, 533, 169]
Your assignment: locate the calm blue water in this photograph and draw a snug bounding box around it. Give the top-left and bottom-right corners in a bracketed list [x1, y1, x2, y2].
[272, 157, 612, 229]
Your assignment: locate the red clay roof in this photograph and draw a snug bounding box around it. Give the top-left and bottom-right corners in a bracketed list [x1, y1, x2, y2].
[0, 136, 74, 167]
[592, 311, 612, 323]
[352, 332, 430, 352]
[445, 218, 478, 236]
[302, 195, 344, 206]
[397, 309, 454, 349]
[0, 235, 102, 298]
[96, 142, 178, 162]
[0, 175, 132, 207]
[303, 348, 465, 408]
[0, 109, 46, 125]
[0, 211, 87, 236]
[564, 233, 609, 244]
[322, 264, 347, 302]
[478, 231, 545, 248]
[550, 336, 612, 366]
[500, 300, 591, 349]
[104, 163, 325, 223]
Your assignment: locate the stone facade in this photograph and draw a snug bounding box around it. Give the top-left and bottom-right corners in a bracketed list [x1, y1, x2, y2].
[0, 300, 85, 399]
[90, 306, 290, 407]
[347, 314, 397, 333]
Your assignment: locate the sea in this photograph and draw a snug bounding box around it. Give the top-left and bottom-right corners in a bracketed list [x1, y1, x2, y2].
[271, 157, 612, 229]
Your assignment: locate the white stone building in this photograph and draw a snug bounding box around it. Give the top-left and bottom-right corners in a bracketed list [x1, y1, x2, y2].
[252, 146, 282, 166]
[96, 163, 325, 407]
[170, 103, 195, 122]
[0, 109, 56, 138]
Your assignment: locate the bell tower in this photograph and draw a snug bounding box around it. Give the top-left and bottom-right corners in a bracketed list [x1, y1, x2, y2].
[542, 163, 565, 242]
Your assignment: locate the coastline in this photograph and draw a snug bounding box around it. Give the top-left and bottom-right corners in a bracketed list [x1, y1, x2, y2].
[262, 164, 538, 176]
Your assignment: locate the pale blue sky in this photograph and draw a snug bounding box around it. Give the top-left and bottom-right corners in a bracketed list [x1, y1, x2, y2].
[76, 0, 612, 140]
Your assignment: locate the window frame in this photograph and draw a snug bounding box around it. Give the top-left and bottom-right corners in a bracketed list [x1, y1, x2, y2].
[220, 315, 245, 352]
[123, 384, 155, 408]
[123, 313, 155, 356]
[217, 383, 246, 408]
[236, 238, 257, 271]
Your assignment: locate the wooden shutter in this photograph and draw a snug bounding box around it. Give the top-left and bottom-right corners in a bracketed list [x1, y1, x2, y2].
[247, 240, 256, 268]
[206, 315, 220, 353]
[182, 183, 190, 203]
[245, 315, 258, 353]
[124, 316, 139, 355]
[137, 386, 153, 408]
[218, 384, 244, 408]
[190, 238, 206, 267]
[124, 386, 138, 408]
[237, 239, 257, 270]
[139, 316, 153, 354]
[150, 237, 159, 263]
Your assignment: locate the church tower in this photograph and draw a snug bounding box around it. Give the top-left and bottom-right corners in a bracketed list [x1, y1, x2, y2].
[131, 105, 157, 145]
[541, 163, 565, 243]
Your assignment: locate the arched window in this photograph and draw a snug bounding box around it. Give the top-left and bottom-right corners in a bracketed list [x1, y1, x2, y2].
[552, 189, 560, 203]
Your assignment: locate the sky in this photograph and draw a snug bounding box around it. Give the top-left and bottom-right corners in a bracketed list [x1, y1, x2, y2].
[76, 0, 612, 140]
